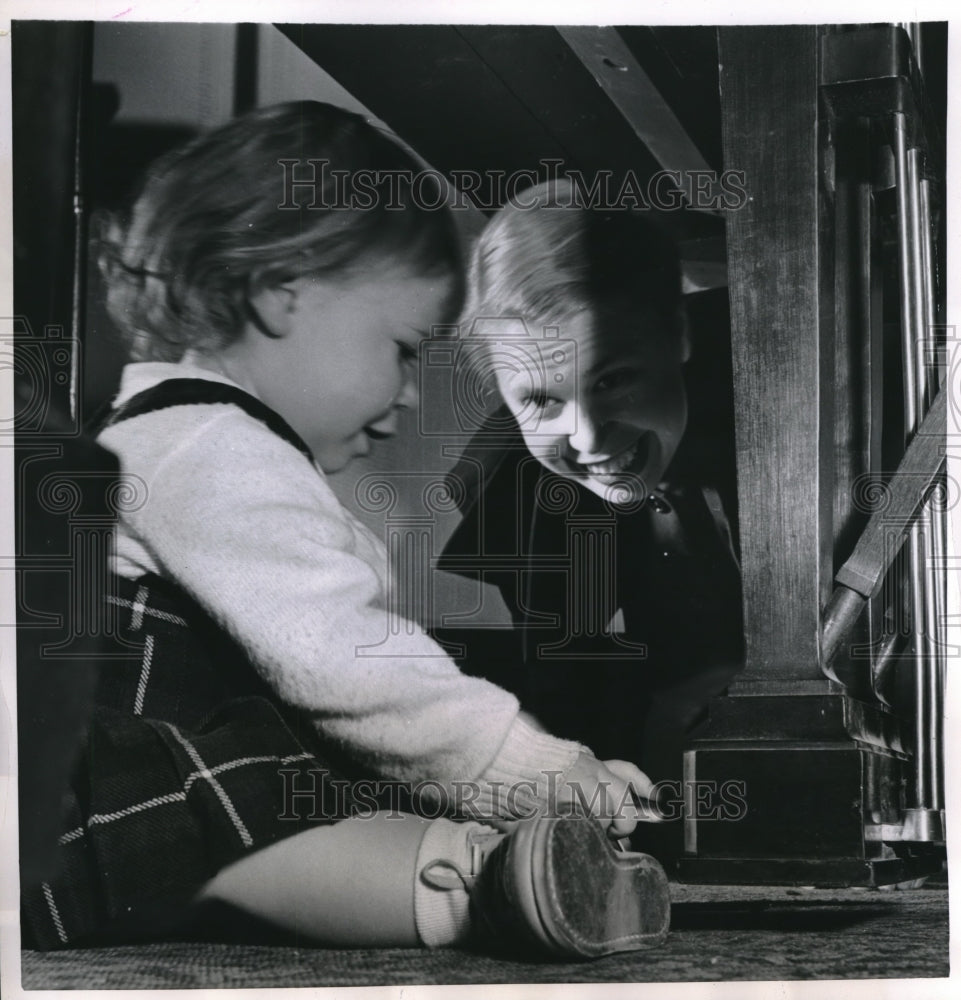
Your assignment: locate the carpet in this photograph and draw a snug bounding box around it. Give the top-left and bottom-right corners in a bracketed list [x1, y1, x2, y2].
[21, 883, 950, 988]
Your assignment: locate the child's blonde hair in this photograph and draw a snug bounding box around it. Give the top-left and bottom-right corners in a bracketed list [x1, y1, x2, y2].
[101, 101, 463, 361]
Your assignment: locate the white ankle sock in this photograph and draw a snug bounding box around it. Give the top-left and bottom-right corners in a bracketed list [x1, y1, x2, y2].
[413, 819, 494, 947]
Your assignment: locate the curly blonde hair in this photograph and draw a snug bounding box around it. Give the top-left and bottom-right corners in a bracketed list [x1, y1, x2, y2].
[100, 101, 463, 361]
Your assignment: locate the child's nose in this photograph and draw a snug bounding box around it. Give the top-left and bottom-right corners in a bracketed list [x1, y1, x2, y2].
[566, 404, 604, 456]
[394, 371, 419, 410]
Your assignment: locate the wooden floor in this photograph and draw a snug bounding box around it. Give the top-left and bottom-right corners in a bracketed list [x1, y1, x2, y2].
[20, 882, 950, 988]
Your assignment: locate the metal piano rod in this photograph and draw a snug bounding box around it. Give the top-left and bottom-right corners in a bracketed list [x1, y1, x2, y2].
[907, 147, 933, 795]
[892, 114, 929, 823]
[893, 108, 944, 840]
[919, 174, 946, 815]
[899, 22, 924, 74]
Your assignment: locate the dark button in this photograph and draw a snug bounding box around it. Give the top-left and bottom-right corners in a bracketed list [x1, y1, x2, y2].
[648, 494, 673, 514]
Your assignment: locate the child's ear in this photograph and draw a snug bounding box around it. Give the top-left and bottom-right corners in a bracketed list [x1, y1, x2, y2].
[676, 305, 693, 363]
[247, 282, 298, 339]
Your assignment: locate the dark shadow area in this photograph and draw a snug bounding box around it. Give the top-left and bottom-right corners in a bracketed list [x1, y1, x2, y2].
[83, 91, 199, 411]
[671, 900, 895, 932]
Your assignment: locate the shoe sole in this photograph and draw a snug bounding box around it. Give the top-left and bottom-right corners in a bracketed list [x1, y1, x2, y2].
[510, 816, 671, 958]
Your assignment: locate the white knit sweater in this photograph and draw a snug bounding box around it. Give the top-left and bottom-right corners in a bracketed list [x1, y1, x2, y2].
[98, 359, 583, 818]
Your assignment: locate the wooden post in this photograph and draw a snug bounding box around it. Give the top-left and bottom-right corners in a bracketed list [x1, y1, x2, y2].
[722, 25, 835, 683]
[12, 22, 112, 886]
[679, 25, 941, 886]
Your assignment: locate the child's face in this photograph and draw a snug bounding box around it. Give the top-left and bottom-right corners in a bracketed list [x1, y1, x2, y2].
[250, 267, 453, 472]
[493, 307, 690, 504]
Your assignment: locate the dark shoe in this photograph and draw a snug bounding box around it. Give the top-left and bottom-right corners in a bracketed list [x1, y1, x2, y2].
[422, 815, 670, 959]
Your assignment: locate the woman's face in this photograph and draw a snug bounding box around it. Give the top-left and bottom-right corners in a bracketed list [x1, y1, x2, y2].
[492, 306, 690, 504]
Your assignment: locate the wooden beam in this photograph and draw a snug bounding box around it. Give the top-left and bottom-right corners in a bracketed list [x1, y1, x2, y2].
[834, 386, 946, 599]
[719, 26, 836, 682]
[558, 26, 716, 203]
[678, 236, 727, 293]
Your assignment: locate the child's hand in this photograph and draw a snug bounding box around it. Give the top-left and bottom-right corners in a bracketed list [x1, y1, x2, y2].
[557, 753, 661, 839]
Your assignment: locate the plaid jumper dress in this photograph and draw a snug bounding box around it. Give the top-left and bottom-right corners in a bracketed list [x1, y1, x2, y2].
[22, 380, 363, 949]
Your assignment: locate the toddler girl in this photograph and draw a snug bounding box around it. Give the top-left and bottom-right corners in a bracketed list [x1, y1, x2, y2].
[22, 104, 668, 958]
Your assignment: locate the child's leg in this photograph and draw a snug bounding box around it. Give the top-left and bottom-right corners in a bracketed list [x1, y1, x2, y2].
[197, 812, 477, 947]
[197, 812, 671, 956]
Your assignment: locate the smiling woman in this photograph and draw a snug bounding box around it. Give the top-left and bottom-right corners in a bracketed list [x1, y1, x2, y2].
[490, 308, 690, 505]
[439, 182, 744, 792]
[459, 181, 691, 505]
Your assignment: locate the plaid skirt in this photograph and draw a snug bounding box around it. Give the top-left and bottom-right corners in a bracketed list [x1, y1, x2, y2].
[22, 573, 359, 950]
